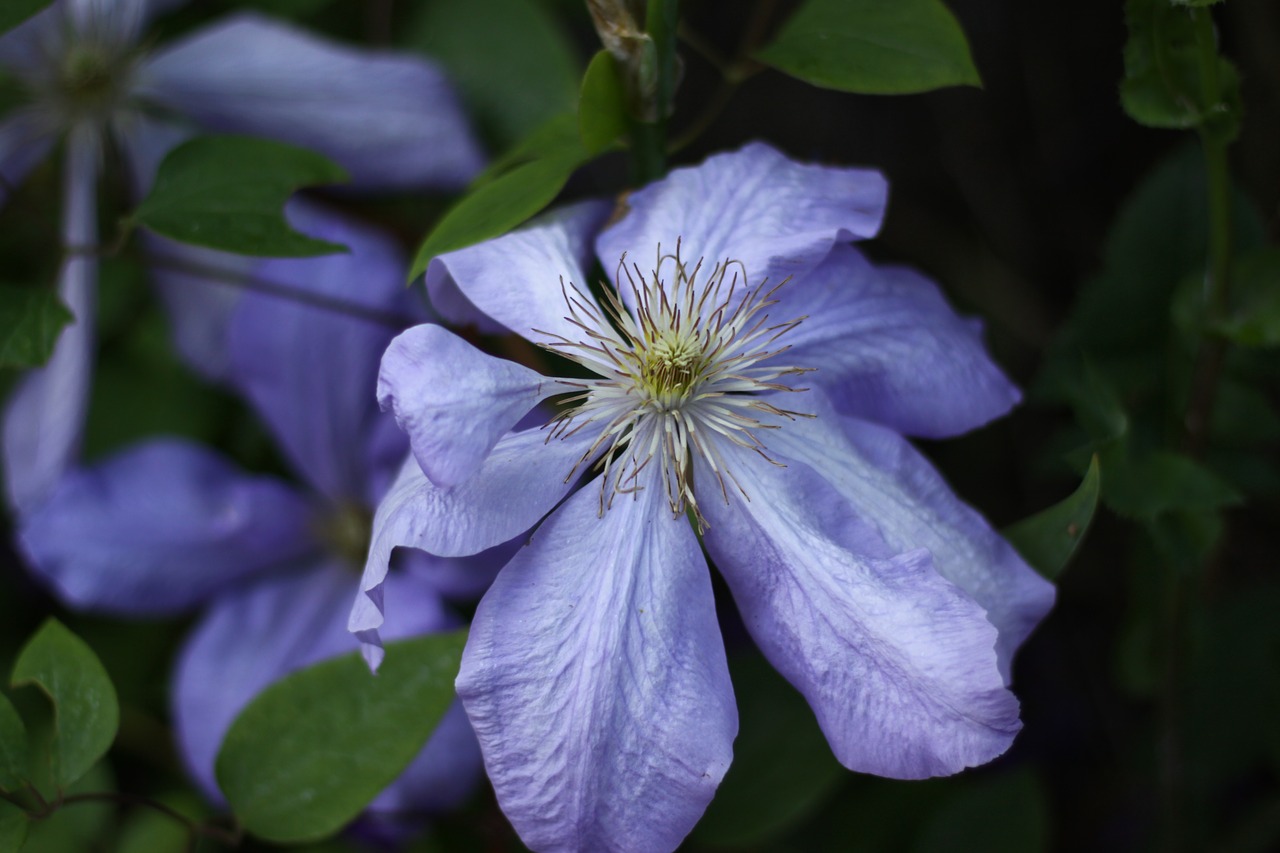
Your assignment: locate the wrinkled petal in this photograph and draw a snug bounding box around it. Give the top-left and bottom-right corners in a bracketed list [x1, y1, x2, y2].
[379, 324, 569, 487]
[3, 124, 98, 514]
[782, 244, 1021, 437]
[174, 561, 457, 804]
[0, 110, 57, 210]
[597, 142, 887, 306]
[768, 391, 1055, 679]
[425, 199, 612, 342]
[227, 199, 423, 502]
[349, 426, 600, 669]
[397, 538, 514, 602]
[19, 439, 316, 615]
[699, 441, 1022, 779]
[457, 472, 736, 853]
[135, 12, 484, 190]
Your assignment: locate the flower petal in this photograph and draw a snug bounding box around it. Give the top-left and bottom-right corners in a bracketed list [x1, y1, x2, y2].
[425, 199, 612, 343]
[134, 12, 484, 190]
[227, 200, 422, 502]
[782, 244, 1021, 437]
[18, 439, 316, 615]
[456, 473, 736, 853]
[699, 441, 1022, 779]
[596, 142, 887, 299]
[0, 110, 57, 210]
[173, 560, 458, 804]
[3, 124, 98, 514]
[768, 392, 1056, 679]
[379, 324, 568, 488]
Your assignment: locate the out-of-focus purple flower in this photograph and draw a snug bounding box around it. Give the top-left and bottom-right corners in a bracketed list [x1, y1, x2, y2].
[349, 142, 1057, 852]
[19, 203, 497, 821]
[0, 0, 484, 514]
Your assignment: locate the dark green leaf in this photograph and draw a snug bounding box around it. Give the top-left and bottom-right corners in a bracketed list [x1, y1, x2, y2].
[1102, 447, 1242, 518]
[1217, 248, 1280, 347]
[756, 0, 981, 95]
[579, 51, 629, 156]
[0, 799, 27, 853]
[911, 769, 1049, 853]
[409, 151, 584, 280]
[692, 654, 844, 847]
[216, 631, 467, 843]
[20, 761, 114, 853]
[131, 135, 348, 257]
[0, 286, 72, 370]
[407, 0, 579, 150]
[0, 0, 52, 37]
[0, 693, 27, 791]
[476, 112, 582, 184]
[1004, 455, 1101, 580]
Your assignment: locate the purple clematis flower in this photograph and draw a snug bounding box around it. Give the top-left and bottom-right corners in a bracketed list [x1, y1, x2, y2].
[349, 143, 1057, 852]
[0, 0, 483, 514]
[18, 202, 495, 821]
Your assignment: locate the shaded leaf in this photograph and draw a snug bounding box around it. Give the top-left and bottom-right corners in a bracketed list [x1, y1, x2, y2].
[579, 50, 629, 156]
[1217, 248, 1280, 347]
[0, 286, 72, 370]
[0, 799, 27, 853]
[756, 0, 981, 95]
[0, 0, 52, 37]
[911, 769, 1049, 853]
[1005, 455, 1101, 580]
[20, 762, 114, 853]
[9, 620, 118, 791]
[0, 693, 27, 791]
[1102, 447, 1241, 518]
[216, 631, 467, 843]
[131, 136, 348, 257]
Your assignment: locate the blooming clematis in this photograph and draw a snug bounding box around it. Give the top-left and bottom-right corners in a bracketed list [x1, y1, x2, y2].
[0, 0, 483, 513]
[349, 142, 1057, 852]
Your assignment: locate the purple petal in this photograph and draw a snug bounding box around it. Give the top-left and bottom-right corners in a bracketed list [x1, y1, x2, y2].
[0, 110, 57, 209]
[767, 392, 1055, 679]
[227, 199, 423, 502]
[3, 125, 98, 514]
[349, 426, 600, 669]
[379, 324, 568, 488]
[596, 142, 887, 302]
[456, 472, 736, 853]
[425, 199, 612, 342]
[698, 441, 1022, 779]
[782, 244, 1021, 437]
[135, 12, 484, 190]
[174, 561, 457, 804]
[18, 439, 316, 615]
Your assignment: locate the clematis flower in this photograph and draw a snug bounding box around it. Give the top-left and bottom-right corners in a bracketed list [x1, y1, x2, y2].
[0, 0, 483, 514]
[349, 143, 1057, 852]
[18, 203, 496, 822]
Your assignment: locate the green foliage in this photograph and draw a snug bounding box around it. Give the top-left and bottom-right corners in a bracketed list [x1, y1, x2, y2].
[1004, 456, 1101, 580]
[756, 0, 981, 94]
[1101, 447, 1240, 518]
[0, 0, 52, 37]
[21, 762, 115, 853]
[911, 769, 1048, 853]
[0, 695, 26, 792]
[0, 799, 27, 853]
[692, 655, 844, 848]
[579, 51, 629, 156]
[1216, 248, 1280, 347]
[407, 0, 580, 150]
[216, 631, 468, 843]
[131, 135, 348, 257]
[0, 285, 72, 370]
[9, 620, 119, 792]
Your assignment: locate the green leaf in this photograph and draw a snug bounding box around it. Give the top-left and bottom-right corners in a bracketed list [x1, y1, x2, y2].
[692, 654, 844, 848]
[9, 620, 119, 791]
[409, 150, 584, 280]
[1217, 248, 1280, 347]
[0, 799, 27, 853]
[579, 50, 629, 156]
[756, 0, 981, 95]
[20, 761, 114, 853]
[1102, 447, 1242, 518]
[0, 694, 27, 791]
[407, 0, 579, 150]
[911, 769, 1049, 853]
[131, 135, 348, 257]
[0, 0, 52, 37]
[1004, 455, 1101, 580]
[216, 631, 467, 843]
[0, 286, 73, 370]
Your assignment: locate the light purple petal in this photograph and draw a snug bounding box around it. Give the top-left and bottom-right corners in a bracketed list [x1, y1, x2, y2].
[782, 244, 1021, 437]
[398, 537, 516, 602]
[18, 439, 316, 615]
[698, 441, 1022, 779]
[596, 142, 887, 304]
[379, 324, 568, 488]
[0, 110, 57, 210]
[65, 0, 149, 43]
[174, 561, 456, 805]
[457, 472, 736, 853]
[228, 200, 422, 502]
[3, 124, 98, 514]
[349, 426, 601, 669]
[134, 12, 484, 190]
[425, 199, 612, 342]
[767, 392, 1055, 680]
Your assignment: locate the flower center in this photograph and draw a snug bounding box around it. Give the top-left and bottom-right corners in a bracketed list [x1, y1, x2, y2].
[314, 502, 374, 568]
[538, 243, 813, 529]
